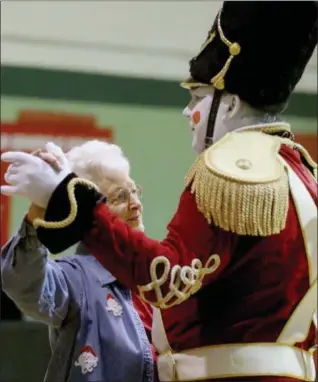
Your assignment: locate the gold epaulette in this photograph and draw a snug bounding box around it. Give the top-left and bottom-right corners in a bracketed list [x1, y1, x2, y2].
[185, 131, 290, 236]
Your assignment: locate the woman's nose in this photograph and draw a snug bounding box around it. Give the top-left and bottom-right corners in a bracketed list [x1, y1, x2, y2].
[128, 195, 142, 211]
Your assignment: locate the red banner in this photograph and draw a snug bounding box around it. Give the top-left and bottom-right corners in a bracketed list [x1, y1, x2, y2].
[1, 110, 114, 246]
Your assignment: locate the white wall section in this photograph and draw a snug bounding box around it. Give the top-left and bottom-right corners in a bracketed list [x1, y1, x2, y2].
[1, 1, 316, 93]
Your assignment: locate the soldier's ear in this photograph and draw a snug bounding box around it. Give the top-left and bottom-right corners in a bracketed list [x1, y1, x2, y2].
[227, 95, 241, 119]
[220, 93, 241, 122]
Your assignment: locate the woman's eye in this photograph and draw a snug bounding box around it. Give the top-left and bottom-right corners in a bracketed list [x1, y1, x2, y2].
[117, 193, 127, 203]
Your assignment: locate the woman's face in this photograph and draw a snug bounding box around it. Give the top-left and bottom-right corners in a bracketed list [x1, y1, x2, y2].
[100, 174, 144, 231]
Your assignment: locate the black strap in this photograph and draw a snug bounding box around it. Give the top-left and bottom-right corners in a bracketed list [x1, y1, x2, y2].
[204, 89, 223, 149]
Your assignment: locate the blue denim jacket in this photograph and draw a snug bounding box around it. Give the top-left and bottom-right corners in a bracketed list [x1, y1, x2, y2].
[1, 220, 154, 382]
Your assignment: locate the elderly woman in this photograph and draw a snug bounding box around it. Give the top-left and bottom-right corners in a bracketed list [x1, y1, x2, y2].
[1, 141, 154, 382]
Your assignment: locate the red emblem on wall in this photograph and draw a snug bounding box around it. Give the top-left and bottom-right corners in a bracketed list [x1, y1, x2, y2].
[0, 110, 114, 246]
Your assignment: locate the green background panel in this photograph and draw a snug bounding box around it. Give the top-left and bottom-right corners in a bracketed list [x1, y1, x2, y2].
[2, 65, 317, 118]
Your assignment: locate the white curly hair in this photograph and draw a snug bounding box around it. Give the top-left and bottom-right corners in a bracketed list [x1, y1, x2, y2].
[66, 140, 130, 188]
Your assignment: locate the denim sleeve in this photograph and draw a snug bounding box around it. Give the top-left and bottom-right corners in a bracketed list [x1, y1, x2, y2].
[1, 219, 81, 328]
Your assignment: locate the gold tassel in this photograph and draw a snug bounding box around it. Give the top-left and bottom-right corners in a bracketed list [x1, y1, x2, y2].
[185, 154, 289, 237]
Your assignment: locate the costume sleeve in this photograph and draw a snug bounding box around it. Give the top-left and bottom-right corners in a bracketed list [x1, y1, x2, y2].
[35, 175, 230, 308]
[84, 193, 224, 309]
[1, 219, 82, 326]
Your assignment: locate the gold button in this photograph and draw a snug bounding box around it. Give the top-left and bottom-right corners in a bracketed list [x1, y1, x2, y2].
[236, 159, 252, 170]
[229, 43, 241, 56]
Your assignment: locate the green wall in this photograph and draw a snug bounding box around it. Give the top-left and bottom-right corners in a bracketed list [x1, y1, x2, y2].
[1, 66, 317, 242]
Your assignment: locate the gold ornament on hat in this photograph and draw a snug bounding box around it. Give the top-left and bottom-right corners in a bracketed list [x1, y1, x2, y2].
[180, 7, 241, 91]
[210, 9, 241, 90]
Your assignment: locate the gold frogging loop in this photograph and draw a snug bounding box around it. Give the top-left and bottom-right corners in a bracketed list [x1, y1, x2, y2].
[210, 9, 241, 90]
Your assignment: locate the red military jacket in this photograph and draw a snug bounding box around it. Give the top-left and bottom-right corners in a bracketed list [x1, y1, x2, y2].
[82, 139, 317, 382]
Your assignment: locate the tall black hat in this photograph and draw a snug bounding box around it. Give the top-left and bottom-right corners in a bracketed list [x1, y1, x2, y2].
[181, 2, 317, 111]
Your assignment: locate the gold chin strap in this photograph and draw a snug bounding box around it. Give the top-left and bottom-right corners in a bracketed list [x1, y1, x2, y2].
[210, 9, 241, 90]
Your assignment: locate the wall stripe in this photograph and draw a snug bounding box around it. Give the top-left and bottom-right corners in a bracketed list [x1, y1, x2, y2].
[1, 65, 317, 118]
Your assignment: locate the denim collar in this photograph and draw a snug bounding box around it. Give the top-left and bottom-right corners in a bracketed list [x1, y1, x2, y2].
[75, 243, 116, 286]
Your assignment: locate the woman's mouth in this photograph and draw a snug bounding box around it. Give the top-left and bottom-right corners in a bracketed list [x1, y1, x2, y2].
[127, 214, 140, 222]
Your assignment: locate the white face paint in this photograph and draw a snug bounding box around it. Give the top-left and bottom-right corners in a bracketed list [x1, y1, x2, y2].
[182, 87, 214, 154]
[183, 87, 241, 153]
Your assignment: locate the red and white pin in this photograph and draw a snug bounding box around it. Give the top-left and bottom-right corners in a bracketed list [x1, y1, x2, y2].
[106, 293, 123, 317]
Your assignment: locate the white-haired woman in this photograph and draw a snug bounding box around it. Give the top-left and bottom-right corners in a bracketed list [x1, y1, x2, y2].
[1, 141, 155, 382]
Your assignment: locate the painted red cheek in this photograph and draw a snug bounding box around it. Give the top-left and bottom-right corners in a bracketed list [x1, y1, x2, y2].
[192, 110, 201, 125]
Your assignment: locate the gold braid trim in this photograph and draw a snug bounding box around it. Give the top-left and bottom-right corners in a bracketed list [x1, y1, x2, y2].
[33, 178, 99, 230]
[198, 31, 216, 56]
[294, 143, 318, 181]
[185, 132, 290, 236]
[243, 122, 292, 137]
[137, 254, 220, 309]
[180, 7, 241, 90]
[277, 134, 317, 181]
[210, 9, 241, 90]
